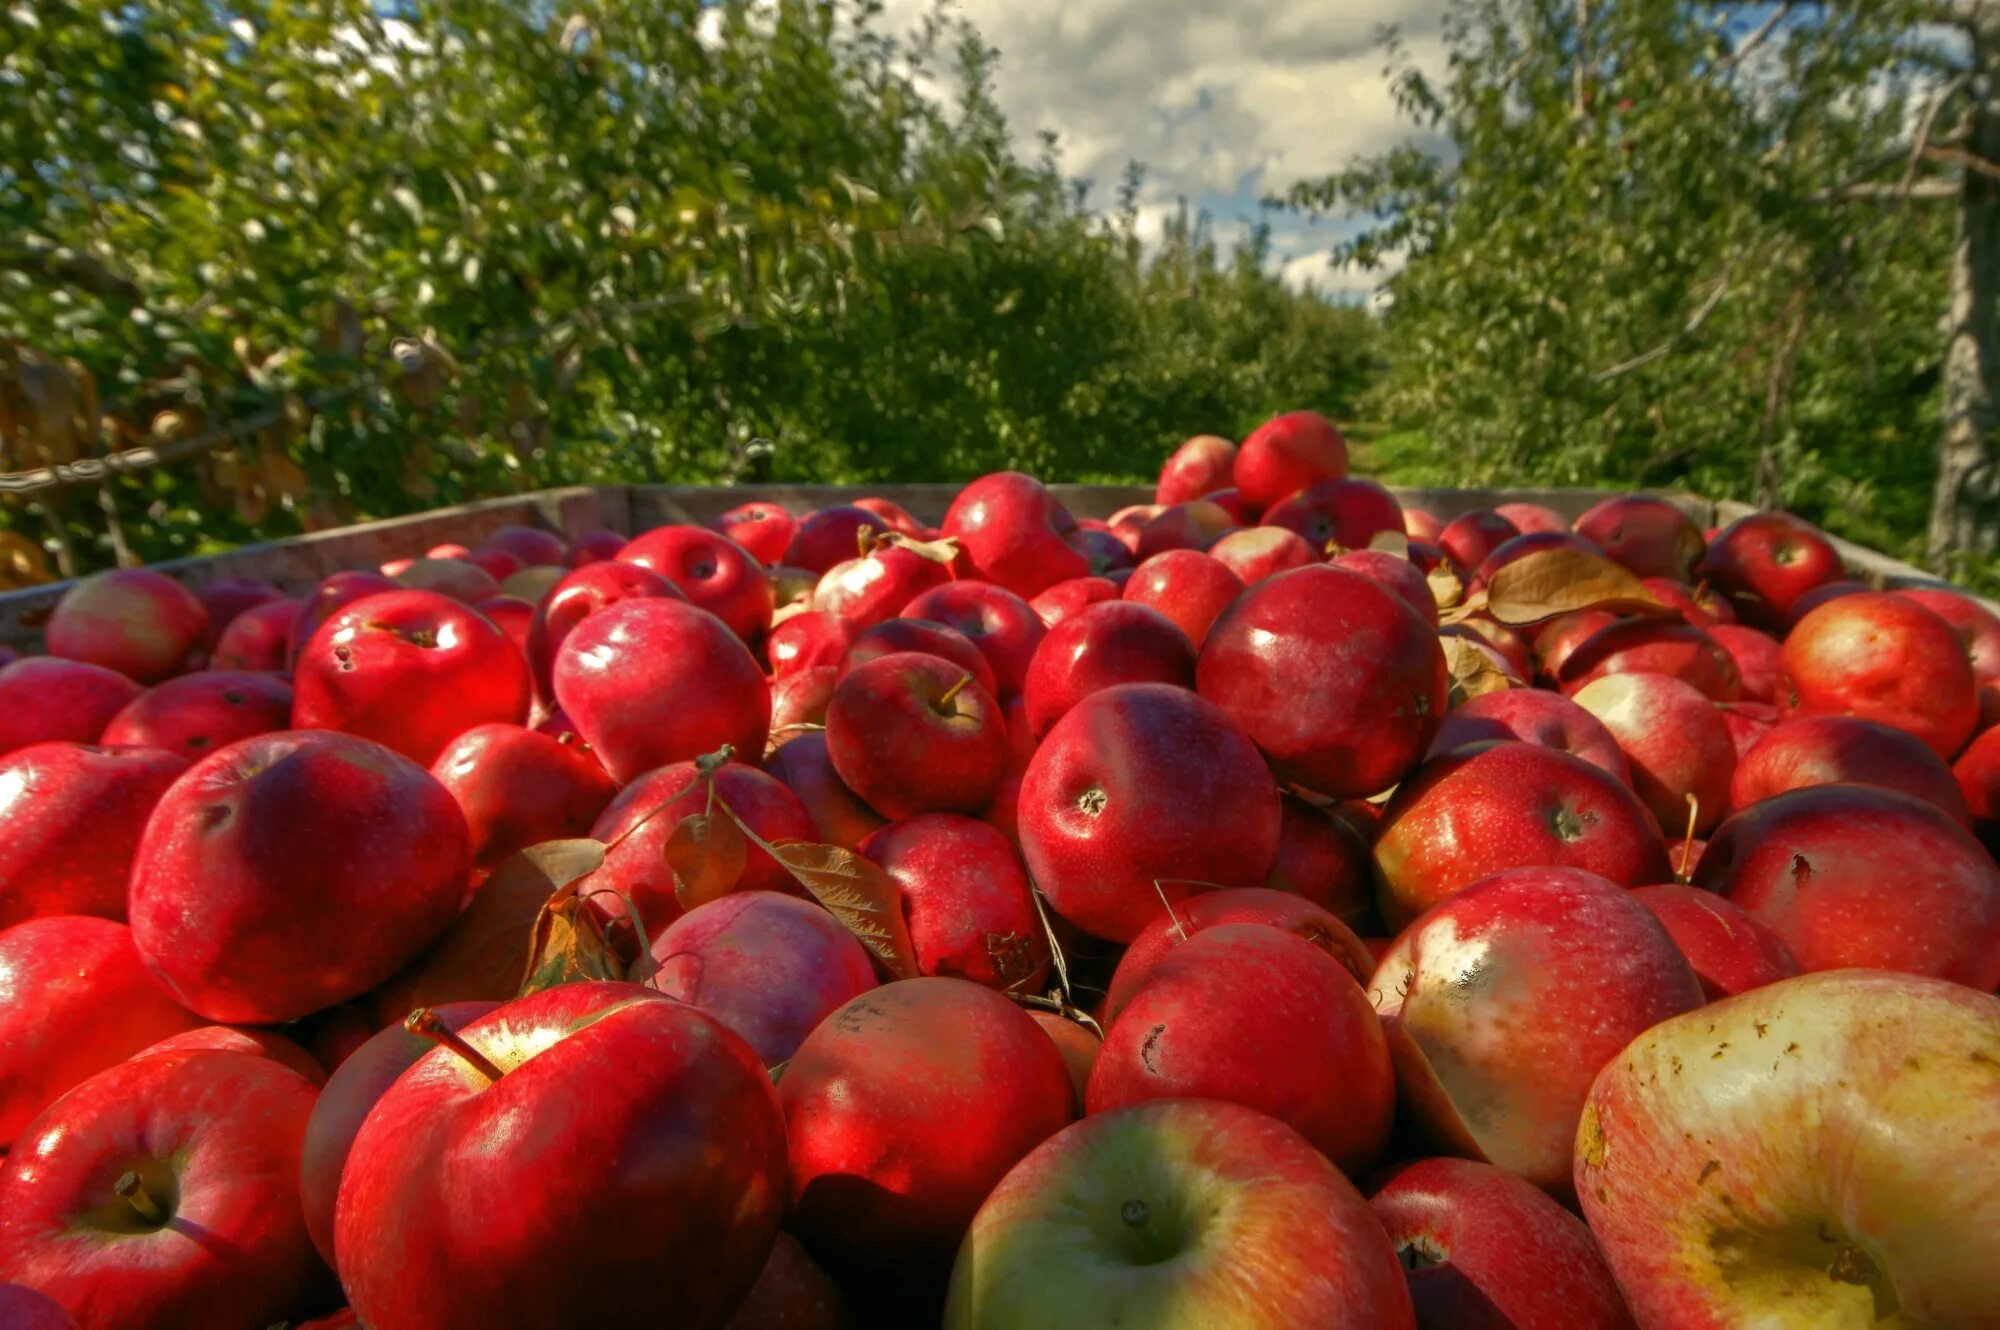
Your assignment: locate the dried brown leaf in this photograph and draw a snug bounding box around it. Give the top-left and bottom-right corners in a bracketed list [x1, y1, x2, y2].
[666, 812, 748, 912]
[876, 530, 962, 564]
[1482, 548, 1669, 627]
[393, 839, 607, 1010]
[767, 839, 919, 980]
[1367, 529, 1411, 559]
[1425, 563, 1466, 611]
[518, 892, 626, 995]
[1442, 635, 1517, 704]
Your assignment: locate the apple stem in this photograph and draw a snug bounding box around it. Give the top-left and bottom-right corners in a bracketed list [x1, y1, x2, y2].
[1677, 793, 1700, 881]
[114, 1172, 165, 1225]
[405, 1008, 504, 1082]
[937, 672, 972, 709]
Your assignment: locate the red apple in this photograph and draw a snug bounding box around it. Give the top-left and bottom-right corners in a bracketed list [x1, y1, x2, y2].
[1156, 433, 1237, 505]
[1717, 699, 1780, 760]
[129, 730, 471, 1022]
[1531, 610, 1617, 684]
[1575, 970, 2000, 1329]
[618, 525, 774, 644]
[552, 598, 771, 784]
[394, 557, 501, 605]
[1780, 591, 1978, 759]
[1197, 564, 1446, 799]
[426, 544, 472, 561]
[1120, 548, 1240, 648]
[568, 529, 628, 565]
[1374, 741, 1670, 930]
[944, 1100, 1414, 1329]
[825, 652, 1008, 819]
[1207, 525, 1316, 585]
[1368, 1156, 1634, 1329]
[466, 547, 526, 584]
[859, 814, 1049, 991]
[1629, 883, 1799, 999]
[1234, 411, 1349, 512]
[763, 732, 886, 850]
[0, 658, 143, 757]
[1558, 617, 1742, 701]
[783, 505, 882, 576]
[293, 589, 532, 765]
[1101, 886, 1373, 1025]
[527, 560, 684, 696]
[1897, 584, 2000, 685]
[942, 472, 1090, 599]
[193, 577, 284, 647]
[1697, 511, 1844, 628]
[1640, 577, 1736, 627]
[483, 524, 568, 568]
[1404, 507, 1445, 541]
[649, 892, 878, 1067]
[1572, 494, 1704, 580]
[472, 593, 534, 658]
[1572, 672, 1736, 833]
[779, 977, 1074, 1269]
[131, 1024, 322, 1086]
[1438, 510, 1520, 572]
[1028, 575, 1122, 627]
[0, 1048, 321, 1330]
[584, 759, 817, 928]
[428, 722, 618, 866]
[0, 916, 202, 1148]
[299, 1000, 498, 1267]
[725, 1232, 848, 1330]
[1372, 866, 1703, 1193]
[337, 982, 787, 1330]
[901, 581, 1047, 697]
[1134, 500, 1235, 559]
[855, 495, 924, 537]
[1021, 601, 1195, 738]
[45, 568, 208, 683]
[286, 570, 399, 667]
[1730, 714, 1969, 821]
[1706, 622, 1783, 704]
[1329, 548, 1440, 625]
[1091, 922, 1393, 1172]
[1027, 1011, 1100, 1108]
[1493, 501, 1569, 534]
[100, 671, 293, 760]
[1785, 577, 1872, 626]
[840, 617, 997, 697]
[0, 743, 187, 927]
[1955, 722, 2000, 848]
[770, 664, 836, 737]
[716, 500, 798, 566]
[1267, 795, 1377, 929]
[1262, 477, 1402, 553]
[1019, 683, 1280, 942]
[1693, 784, 2000, 987]
[1427, 687, 1629, 782]
[209, 596, 301, 672]
[811, 544, 949, 630]
[766, 609, 858, 678]
[0, 1286, 77, 1330]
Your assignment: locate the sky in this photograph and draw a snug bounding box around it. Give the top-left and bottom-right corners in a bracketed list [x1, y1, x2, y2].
[866, 0, 1455, 301]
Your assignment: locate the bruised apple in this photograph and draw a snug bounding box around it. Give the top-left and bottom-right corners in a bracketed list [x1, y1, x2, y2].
[1370, 866, 1703, 1195]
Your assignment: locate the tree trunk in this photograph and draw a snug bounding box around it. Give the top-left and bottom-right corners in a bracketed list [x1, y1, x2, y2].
[1928, 2, 2000, 569]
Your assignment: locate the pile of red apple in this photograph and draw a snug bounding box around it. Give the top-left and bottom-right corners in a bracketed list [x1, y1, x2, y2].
[3, 409, 2000, 1329]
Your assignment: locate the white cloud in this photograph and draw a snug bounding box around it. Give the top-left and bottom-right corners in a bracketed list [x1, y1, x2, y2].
[1277, 245, 1404, 306]
[869, 0, 1449, 212]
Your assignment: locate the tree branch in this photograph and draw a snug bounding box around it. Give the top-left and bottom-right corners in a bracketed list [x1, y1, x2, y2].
[1902, 73, 1970, 197]
[1825, 179, 1960, 201]
[1592, 276, 1731, 381]
[1712, 1, 1797, 78]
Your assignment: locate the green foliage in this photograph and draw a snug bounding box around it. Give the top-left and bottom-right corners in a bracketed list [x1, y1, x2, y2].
[1, 0, 1369, 572]
[1289, 1, 1960, 572]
